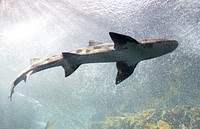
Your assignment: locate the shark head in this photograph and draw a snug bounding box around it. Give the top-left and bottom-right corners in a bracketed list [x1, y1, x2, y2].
[140, 39, 178, 58]
[153, 39, 178, 52]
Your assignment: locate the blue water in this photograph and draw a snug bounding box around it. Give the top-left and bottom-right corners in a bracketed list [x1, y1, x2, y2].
[0, 0, 199, 129]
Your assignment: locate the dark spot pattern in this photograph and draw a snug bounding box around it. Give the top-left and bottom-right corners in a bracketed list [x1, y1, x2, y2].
[76, 49, 82, 53]
[46, 57, 51, 61]
[86, 49, 90, 53]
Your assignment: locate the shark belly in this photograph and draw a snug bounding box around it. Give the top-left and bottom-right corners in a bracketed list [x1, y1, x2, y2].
[79, 49, 142, 64]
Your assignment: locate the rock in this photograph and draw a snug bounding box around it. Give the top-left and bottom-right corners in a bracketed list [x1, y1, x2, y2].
[80, 106, 200, 129]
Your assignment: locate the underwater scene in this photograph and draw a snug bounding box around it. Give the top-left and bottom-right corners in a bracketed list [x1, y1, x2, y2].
[0, 0, 200, 129]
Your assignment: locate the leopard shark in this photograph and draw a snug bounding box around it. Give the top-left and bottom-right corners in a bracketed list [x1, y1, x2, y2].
[9, 32, 178, 100]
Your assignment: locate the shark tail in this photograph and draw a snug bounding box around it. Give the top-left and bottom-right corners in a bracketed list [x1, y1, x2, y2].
[9, 70, 33, 101]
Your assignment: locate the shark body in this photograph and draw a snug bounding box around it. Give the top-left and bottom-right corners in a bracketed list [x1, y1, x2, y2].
[9, 32, 178, 100]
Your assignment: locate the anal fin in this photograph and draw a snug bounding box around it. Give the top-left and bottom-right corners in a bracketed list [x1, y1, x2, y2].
[24, 71, 33, 82]
[116, 61, 138, 84]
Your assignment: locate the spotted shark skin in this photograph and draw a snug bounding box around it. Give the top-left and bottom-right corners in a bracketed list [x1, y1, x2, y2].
[9, 32, 178, 100]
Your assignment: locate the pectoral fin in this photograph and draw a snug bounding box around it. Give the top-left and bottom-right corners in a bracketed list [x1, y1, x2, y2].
[62, 65, 79, 77]
[116, 61, 138, 84]
[62, 52, 81, 77]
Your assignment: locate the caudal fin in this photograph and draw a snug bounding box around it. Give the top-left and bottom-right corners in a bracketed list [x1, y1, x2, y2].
[9, 70, 33, 101]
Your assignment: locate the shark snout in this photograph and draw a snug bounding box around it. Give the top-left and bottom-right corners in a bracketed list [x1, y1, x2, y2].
[163, 40, 178, 52]
[169, 40, 178, 50]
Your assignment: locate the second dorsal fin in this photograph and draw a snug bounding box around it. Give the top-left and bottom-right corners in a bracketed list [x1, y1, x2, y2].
[30, 58, 40, 65]
[88, 40, 103, 46]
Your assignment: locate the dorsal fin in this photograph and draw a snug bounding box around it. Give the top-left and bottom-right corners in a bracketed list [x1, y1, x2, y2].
[109, 32, 139, 50]
[30, 58, 40, 65]
[88, 40, 103, 46]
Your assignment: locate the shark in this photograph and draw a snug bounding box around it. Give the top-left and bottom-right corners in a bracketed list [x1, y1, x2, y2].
[9, 32, 178, 100]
